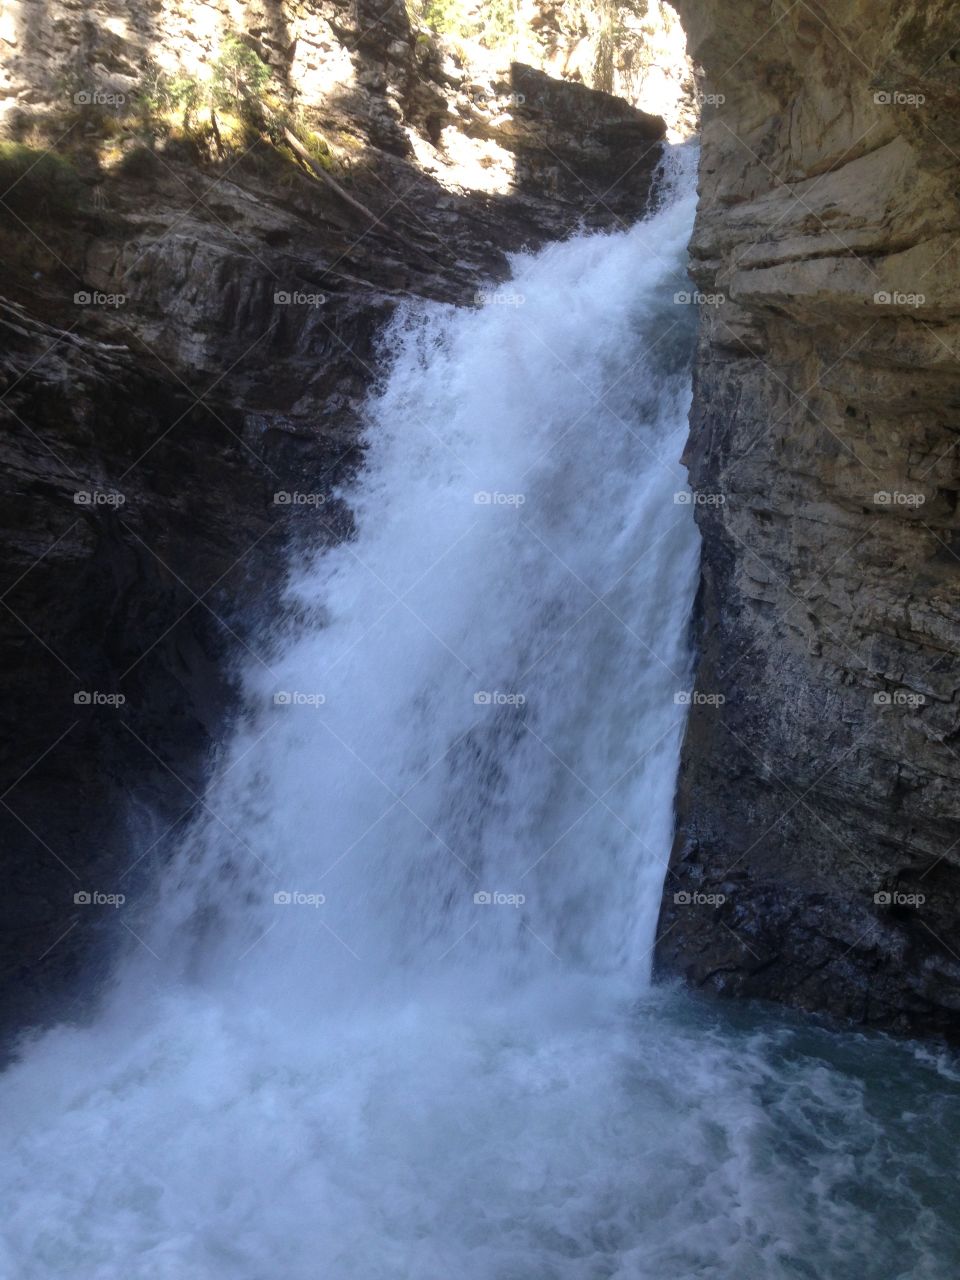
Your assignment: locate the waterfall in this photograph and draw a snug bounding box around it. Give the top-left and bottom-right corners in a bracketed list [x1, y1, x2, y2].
[110, 142, 702, 1011]
[2, 145, 957, 1280]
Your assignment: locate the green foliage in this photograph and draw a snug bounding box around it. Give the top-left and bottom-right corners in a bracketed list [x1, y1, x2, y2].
[0, 143, 82, 218]
[415, 0, 461, 35]
[139, 37, 276, 136]
[409, 0, 519, 47]
[210, 35, 274, 117]
[133, 37, 336, 180]
[136, 60, 204, 136]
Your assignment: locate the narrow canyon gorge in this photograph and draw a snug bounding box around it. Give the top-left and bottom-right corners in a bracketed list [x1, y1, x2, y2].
[0, 0, 958, 1275]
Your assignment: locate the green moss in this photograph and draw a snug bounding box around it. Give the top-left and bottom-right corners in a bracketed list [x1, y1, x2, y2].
[305, 131, 334, 171]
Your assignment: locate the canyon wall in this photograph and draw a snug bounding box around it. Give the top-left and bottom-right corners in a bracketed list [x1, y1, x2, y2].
[0, 0, 670, 1031]
[657, 0, 960, 1038]
[12, 0, 958, 1045]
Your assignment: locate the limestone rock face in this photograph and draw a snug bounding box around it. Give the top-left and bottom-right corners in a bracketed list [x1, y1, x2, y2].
[0, 0, 667, 1032]
[657, 0, 960, 1038]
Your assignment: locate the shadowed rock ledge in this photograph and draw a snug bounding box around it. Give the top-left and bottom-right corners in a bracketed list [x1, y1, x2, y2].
[656, 0, 960, 1039]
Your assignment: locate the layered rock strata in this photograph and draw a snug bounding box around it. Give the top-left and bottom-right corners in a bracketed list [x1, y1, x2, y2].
[657, 0, 960, 1039]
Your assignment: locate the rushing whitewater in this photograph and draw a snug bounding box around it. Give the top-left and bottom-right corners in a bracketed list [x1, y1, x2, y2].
[2, 149, 959, 1280]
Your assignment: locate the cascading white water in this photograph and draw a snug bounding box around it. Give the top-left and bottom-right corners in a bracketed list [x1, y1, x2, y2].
[2, 147, 958, 1280]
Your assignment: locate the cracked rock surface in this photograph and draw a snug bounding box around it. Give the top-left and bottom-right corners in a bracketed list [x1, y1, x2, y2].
[657, 0, 960, 1039]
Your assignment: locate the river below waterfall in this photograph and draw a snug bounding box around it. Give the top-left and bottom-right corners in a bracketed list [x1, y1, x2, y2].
[1, 147, 958, 1280]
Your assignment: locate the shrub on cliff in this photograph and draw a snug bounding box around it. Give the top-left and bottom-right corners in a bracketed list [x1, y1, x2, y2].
[409, 0, 519, 47]
[0, 143, 82, 219]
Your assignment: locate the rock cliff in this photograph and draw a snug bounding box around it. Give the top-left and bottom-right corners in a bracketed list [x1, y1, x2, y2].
[0, 0, 671, 1030]
[657, 0, 960, 1038]
[13, 0, 957, 1046]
